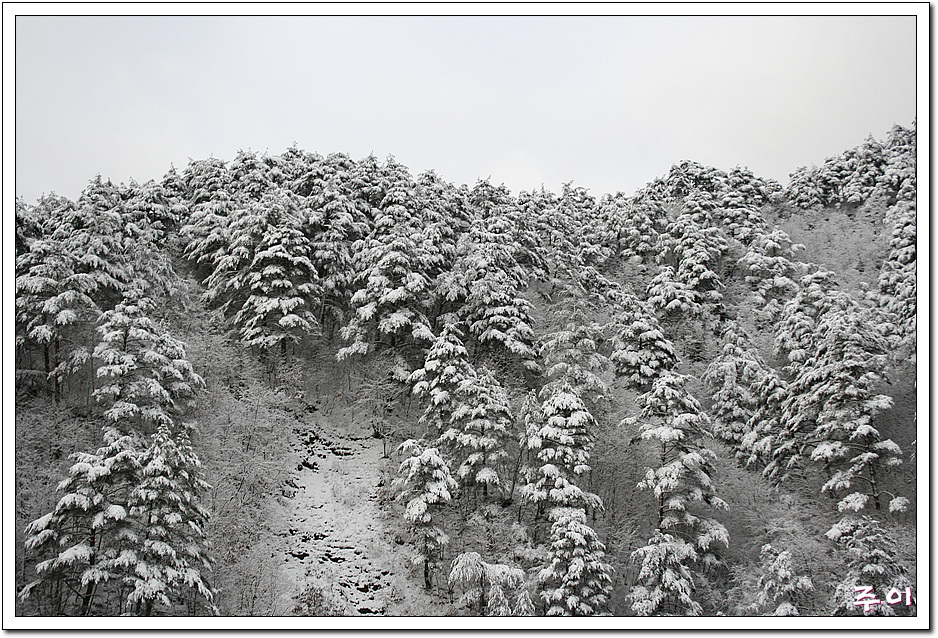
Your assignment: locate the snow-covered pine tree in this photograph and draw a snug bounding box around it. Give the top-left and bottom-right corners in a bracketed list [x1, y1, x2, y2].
[743, 543, 815, 616]
[94, 289, 203, 437]
[448, 212, 538, 370]
[409, 322, 476, 438]
[121, 179, 174, 240]
[659, 208, 729, 309]
[15, 210, 100, 400]
[442, 367, 514, 498]
[181, 157, 234, 270]
[449, 552, 531, 616]
[596, 193, 662, 262]
[768, 288, 902, 514]
[469, 180, 537, 273]
[117, 181, 180, 300]
[646, 265, 699, 317]
[538, 309, 611, 406]
[841, 136, 886, 206]
[396, 439, 459, 589]
[62, 175, 134, 306]
[628, 529, 702, 616]
[878, 121, 916, 204]
[415, 170, 466, 285]
[515, 186, 580, 282]
[519, 381, 601, 515]
[338, 159, 436, 359]
[664, 161, 727, 201]
[738, 366, 789, 471]
[127, 421, 216, 615]
[680, 188, 721, 227]
[800, 305, 903, 514]
[785, 165, 825, 210]
[227, 149, 276, 201]
[279, 145, 327, 197]
[160, 165, 190, 228]
[15, 176, 143, 400]
[215, 189, 322, 359]
[702, 322, 769, 449]
[559, 182, 611, 268]
[723, 166, 776, 209]
[878, 200, 916, 349]
[738, 229, 804, 313]
[773, 269, 840, 371]
[606, 288, 678, 390]
[625, 371, 729, 616]
[304, 171, 370, 331]
[826, 516, 914, 616]
[537, 507, 613, 616]
[15, 196, 45, 258]
[20, 427, 144, 615]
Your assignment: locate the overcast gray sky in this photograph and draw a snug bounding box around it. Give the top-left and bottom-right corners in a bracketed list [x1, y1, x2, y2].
[14, 13, 918, 203]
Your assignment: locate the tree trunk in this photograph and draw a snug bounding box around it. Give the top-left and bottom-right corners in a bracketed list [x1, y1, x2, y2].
[79, 530, 97, 615]
[423, 538, 433, 590]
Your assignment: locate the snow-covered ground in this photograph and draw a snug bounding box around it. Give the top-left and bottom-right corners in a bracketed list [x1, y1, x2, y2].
[275, 407, 448, 616]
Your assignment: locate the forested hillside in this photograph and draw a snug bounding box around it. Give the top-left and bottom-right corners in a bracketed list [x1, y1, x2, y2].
[14, 122, 917, 618]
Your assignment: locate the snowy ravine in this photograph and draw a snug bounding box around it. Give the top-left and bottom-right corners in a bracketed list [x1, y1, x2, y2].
[274, 406, 448, 616]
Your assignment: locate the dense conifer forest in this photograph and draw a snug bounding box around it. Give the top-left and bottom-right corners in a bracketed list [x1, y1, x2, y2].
[14, 122, 917, 618]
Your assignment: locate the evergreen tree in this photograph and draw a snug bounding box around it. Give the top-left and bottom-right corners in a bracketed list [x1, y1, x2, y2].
[606, 288, 678, 390]
[878, 121, 916, 204]
[122, 179, 174, 239]
[769, 296, 902, 514]
[703, 322, 769, 449]
[559, 182, 610, 267]
[409, 322, 476, 437]
[826, 517, 914, 616]
[15, 217, 99, 398]
[744, 543, 814, 616]
[127, 422, 216, 615]
[227, 149, 276, 200]
[515, 186, 579, 282]
[596, 193, 662, 262]
[773, 270, 840, 370]
[878, 200, 916, 348]
[415, 170, 466, 285]
[537, 507, 613, 616]
[94, 289, 203, 436]
[338, 159, 436, 359]
[539, 310, 611, 405]
[628, 530, 702, 616]
[20, 428, 143, 615]
[181, 158, 234, 271]
[62, 175, 133, 305]
[785, 165, 825, 210]
[447, 213, 537, 369]
[802, 306, 903, 514]
[14, 177, 137, 399]
[519, 382, 601, 513]
[625, 372, 729, 615]
[442, 367, 514, 497]
[396, 440, 459, 589]
[449, 552, 532, 616]
[279, 146, 327, 197]
[160, 165, 190, 227]
[15, 196, 45, 259]
[655, 207, 728, 309]
[738, 229, 804, 312]
[211, 189, 322, 356]
[305, 172, 369, 329]
[738, 367, 789, 471]
[646, 266, 699, 317]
